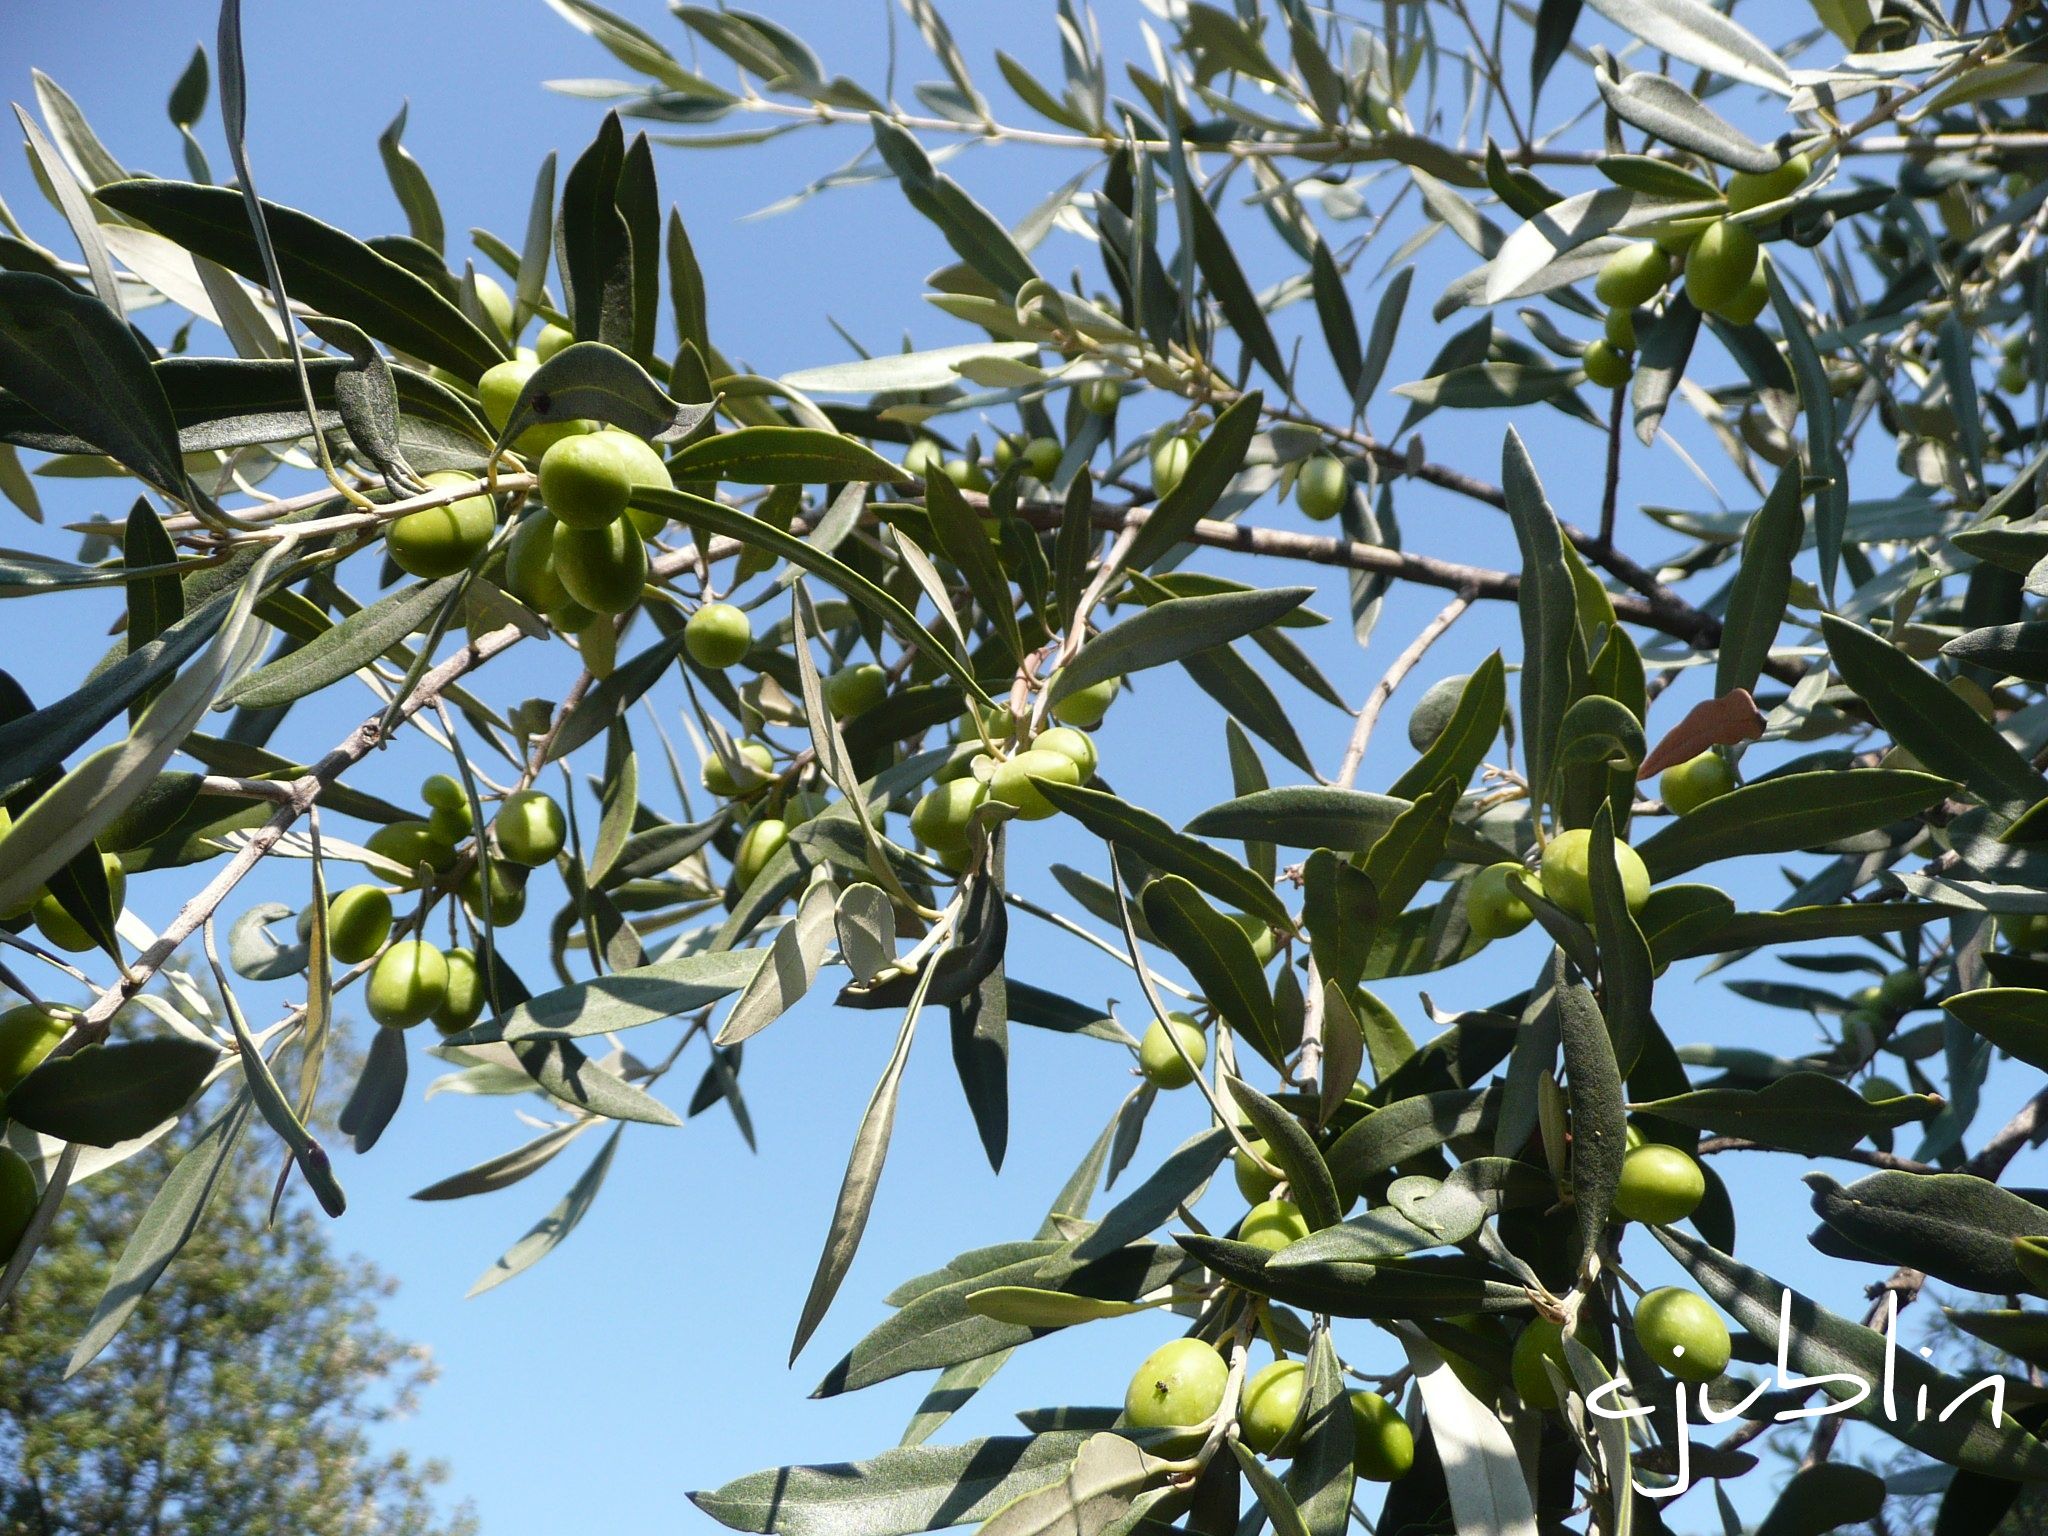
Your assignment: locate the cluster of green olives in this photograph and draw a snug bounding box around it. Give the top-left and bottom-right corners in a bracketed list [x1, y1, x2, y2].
[902, 432, 1062, 494]
[903, 683, 1119, 869]
[1120, 1337, 1414, 1481]
[323, 776, 567, 1031]
[366, 938, 485, 1034]
[1466, 827, 1652, 942]
[1585, 153, 1809, 388]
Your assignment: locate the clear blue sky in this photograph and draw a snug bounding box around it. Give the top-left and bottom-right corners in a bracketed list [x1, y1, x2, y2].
[6, 4, 2032, 1532]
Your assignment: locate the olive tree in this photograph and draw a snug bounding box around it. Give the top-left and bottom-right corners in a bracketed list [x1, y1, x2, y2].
[2, 0, 2048, 1531]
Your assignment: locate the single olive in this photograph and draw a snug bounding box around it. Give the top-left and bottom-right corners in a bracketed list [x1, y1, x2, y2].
[366, 820, 456, 889]
[1020, 437, 1063, 480]
[387, 471, 496, 578]
[1350, 1391, 1415, 1480]
[538, 431, 639, 529]
[910, 779, 987, 854]
[1150, 432, 1197, 500]
[494, 790, 566, 867]
[942, 457, 990, 493]
[1030, 726, 1097, 781]
[0, 1004, 70, 1094]
[735, 818, 790, 889]
[504, 511, 568, 613]
[1123, 1337, 1228, 1435]
[1877, 968, 1927, 1012]
[477, 357, 592, 456]
[0, 1147, 36, 1265]
[1719, 255, 1773, 326]
[1240, 1198, 1310, 1253]
[1079, 378, 1122, 415]
[1539, 827, 1650, 923]
[1725, 153, 1811, 214]
[431, 946, 487, 1036]
[535, 322, 573, 362]
[1634, 1287, 1731, 1382]
[32, 854, 126, 953]
[703, 740, 774, 798]
[1138, 1013, 1207, 1090]
[1468, 862, 1536, 941]
[1593, 241, 1671, 309]
[1295, 455, 1349, 522]
[471, 272, 515, 340]
[460, 860, 527, 924]
[1582, 340, 1632, 389]
[1234, 1137, 1277, 1202]
[1683, 219, 1761, 317]
[1511, 1318, 1570, 1409]
[685, 602, 753, 670]
[554, 518, 648, 614]
[1051, 677, 1120, 729]
[1659, 750, 1736, 815]
[366, 940, 450, 1030]
[1603, 306, 1637, 351]
[989, 748, 1081, 820]
[1239, 1360, 1305, 1455]
[903, 440, 946, 481]
[822, 663, 888, 719]
[1611, 1143, 1706, 1226]
[325, 884, 394, 964]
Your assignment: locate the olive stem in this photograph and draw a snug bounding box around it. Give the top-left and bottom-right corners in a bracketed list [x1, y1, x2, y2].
[1333, 590, 1476, 791]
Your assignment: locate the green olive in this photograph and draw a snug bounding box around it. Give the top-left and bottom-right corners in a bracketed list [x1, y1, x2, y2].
[0, 1004, 70, 1094]
[535, 322, 573, 362]
[1150, 432, 1197, 500]
[477, 358, 592, 456]
[1582, 340, 1632, 389]
[1603, 306, 1637, 351]
[1683, 219, 1761, 317]
[1659, 750, 1735, 815]
[1719, 256, 1772, 326]
[1030, 726, 1097, 781]
[1593, 241, 1671, 309]
[431, 946, 486, 1036]
[822, 663, 888, 719]
[460, 860, 527, 924]
[387, 471, 496, 578]
[910, 779, 987, 854]
[1021, 437, 1062, 480]
[703, 740, 774, 798]
[903, 440, 946, 481]
[1511, 1318, 1569, 1409]
[472, 273, 515, 340]
[1051, 677, 1119, 729]
[1468, 862, 1535, 941]
[1079, 378, 1122, 416]
[554, 517, 648, 614]
[1350, 1391, 1414, 1480]
[735, 818, 790, 888]
[1877, 968, 1927, 1012]
[0, 1147, 36, 1265]
[494, 790, 566, 867]
[1539, 827, 1650, 924]
[942, 457, 990, 493]
[1239, 1360, 1305, 1455]
[989, 748, 1081, 820]
[1295, 456, 1348, 522]
[1611, 1143, 1706, 1225]
[365, 820, 456, 888]
[367, 940, 449, 1030]
[325, 884, 394, 964]
[1634, 1287, 1731, 1382]
[685, 602, 753, 670]
[538, 431, 638, 529]
[1231, 912, 1278, 964]
[588, 429, 674, 539]
[32, 854, 125, 953]
[1725, 153, 1811, 214]
[1234, 1137, 1277, 1202]
[1123, 1337, 1227, 1435]
[1138, 1013, 1207, 1090]
[1240, 1198, 1310, 1253]
[421, 773, 467, 812]
[504, 512, 568, 613]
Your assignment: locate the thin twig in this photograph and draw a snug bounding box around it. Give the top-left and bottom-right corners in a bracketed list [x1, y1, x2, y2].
[1334, 592, 1476, 789]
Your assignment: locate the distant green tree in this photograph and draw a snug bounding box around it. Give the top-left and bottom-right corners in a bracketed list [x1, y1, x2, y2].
[0, 1122, 473, 1536]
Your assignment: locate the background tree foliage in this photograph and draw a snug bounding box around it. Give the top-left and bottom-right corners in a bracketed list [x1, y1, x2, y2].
[4, 0, 2048, 1531]
[0, 1080, 471, 1535]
